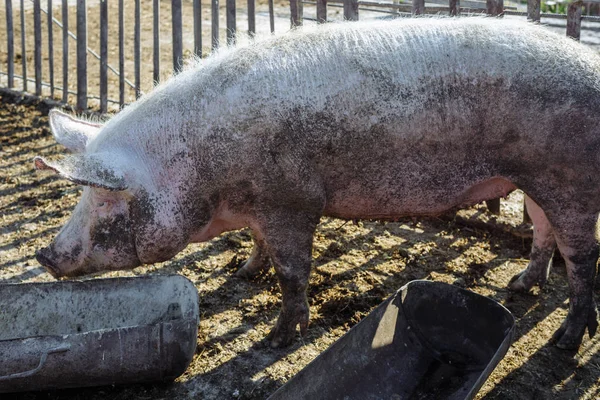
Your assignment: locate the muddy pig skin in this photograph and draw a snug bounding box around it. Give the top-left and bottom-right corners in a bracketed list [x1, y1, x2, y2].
[35, 17, 600, 349]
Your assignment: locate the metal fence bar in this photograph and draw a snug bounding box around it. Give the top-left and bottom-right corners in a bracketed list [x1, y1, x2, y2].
[193, 0, 202, 57]
[47, 0, 54, 97]
[269, 0, 274, 32]
[100, 0, 108, 113]
[34, 0, 42, 96]
[76, 0, 87, 110]
[527, 0, 540, 21]
[153, 0, 160, 82]
[20, 0, 26, 91]
[173, 0, 183, 71]
[212, 0, 219, 49]
[119, 0, 124, 106]
[61, 0, 67, 102]
[135, 0, 141, 98]
[317, 0, 327, 23]
[5, 0, 14, 88]
[567, 1, 583, 40]
[248, 0, 256, 35]
[227, 0, 236, 44]
[344, 0, 359, 19]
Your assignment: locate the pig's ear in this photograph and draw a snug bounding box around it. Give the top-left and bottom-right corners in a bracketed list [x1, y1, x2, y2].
[34, 154, 128, 191]
[49, 109, 101, 153]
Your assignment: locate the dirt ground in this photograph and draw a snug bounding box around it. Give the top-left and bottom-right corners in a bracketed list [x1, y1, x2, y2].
[1, 91, 600, 399]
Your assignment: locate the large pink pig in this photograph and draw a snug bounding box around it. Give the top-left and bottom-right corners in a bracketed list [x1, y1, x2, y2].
[36, 18, 600, 349]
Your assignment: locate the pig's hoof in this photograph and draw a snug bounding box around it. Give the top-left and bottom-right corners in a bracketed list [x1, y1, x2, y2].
[551, 308, 598, 350]
[267, 309, 309, 348]
[508, 268, 546, 292]
[235, 257, 270, 279]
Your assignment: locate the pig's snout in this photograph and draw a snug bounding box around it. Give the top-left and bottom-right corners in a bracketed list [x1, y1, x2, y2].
[35, 247, 62, 278]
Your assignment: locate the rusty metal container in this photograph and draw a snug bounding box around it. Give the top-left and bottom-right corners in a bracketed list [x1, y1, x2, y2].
[269, 280, 515, 400]
[0, 275, 199, 393]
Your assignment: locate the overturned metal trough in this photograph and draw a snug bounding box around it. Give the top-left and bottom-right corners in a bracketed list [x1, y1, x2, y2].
[0, 275, 199, 393]
[269, 280, 515, 400]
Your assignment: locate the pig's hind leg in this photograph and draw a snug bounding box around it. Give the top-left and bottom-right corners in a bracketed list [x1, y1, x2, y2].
[236, 234, 271, 278]
[509, 196, 557, 292]
[544, 209, 599, 349]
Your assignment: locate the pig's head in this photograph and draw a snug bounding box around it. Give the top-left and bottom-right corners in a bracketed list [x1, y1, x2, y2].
[34, 110, 197, 278]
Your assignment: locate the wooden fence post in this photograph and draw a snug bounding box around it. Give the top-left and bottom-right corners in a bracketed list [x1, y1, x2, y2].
[317, 0, 327, 23]
[118, 0, 124, 107]
[344, 0, 359, 20]
[449, 0, 460, 16]
[20, 0, 26, 91]
[5, 0, 14, 88]
[62, 0, 68, 102]
[412, 0, 424, 15]
[172, 0, 183, 72]
[567, 1, 583, 40]
[194, 0, 202, 56]
[100, 0, 108, 113]
[34, 0, 42, 96]
[76, 0, 87, 110]
[226, 0, 236, 44]
[212, 0, 219, 49]
[248, 0, 255, 35]
[153, 0, 160, 82]
[269, 0, 274, 32]
[290, 0, 301, 27]
[47, 0, 54, 97]
[134, 0, 141, 97]
[486, 0, 503, 15]
[527, 0, 540, 22]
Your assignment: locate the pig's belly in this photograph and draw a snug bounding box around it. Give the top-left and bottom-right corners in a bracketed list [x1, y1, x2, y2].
[323, 177, 517, 219]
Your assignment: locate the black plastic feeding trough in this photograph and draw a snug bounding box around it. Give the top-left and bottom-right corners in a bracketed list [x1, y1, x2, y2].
[0, 275, 199, 393]
[269, 280, 515, 400]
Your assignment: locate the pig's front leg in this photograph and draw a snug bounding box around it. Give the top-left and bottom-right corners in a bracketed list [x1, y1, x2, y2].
[256, 208, 321, 348]
[509, 196, 557, 291]
[236, 234, 271, 278]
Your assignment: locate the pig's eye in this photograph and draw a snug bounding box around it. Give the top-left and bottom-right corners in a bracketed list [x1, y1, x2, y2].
[98, 201, 107, 207]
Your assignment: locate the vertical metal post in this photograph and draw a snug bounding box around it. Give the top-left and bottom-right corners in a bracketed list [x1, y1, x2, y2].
[212, 0, 219, 49]
[134, 0, 141, 98]
[172, 0, 183, 72]
[154, 0, 160, 82]
[5, 0, 14, 88]
[20, 0, 27, 91]
[62, 0, 68, 103]
[77, 0, 87, 110]
[193, 0, 202, 57]
[343, 0, 358, 20]
[527, 0, 540, 22]
[317, 0, 327, 23]
[449, 0, 460, 16]
[567, 1, 583, 40]
[412, 0, 424, 15]
[248, 0, 255, 35]
[34, 0, 42, 96]
[119, 0, 124, 106]
[100, 0, 108, 113]
[268, 0, 274, 33]
[47, 0, 54, 97]
[226, 0, 236, 45]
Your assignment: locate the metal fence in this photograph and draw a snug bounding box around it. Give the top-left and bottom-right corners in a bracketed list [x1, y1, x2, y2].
[0, 0, 597, 114]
